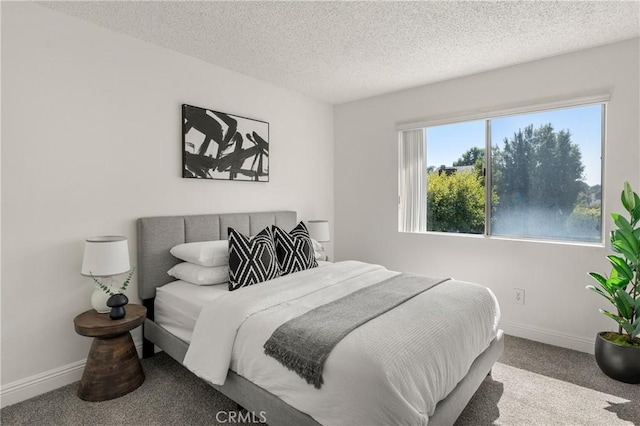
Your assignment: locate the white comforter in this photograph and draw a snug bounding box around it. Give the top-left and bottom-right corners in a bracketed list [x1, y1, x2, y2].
[184, 261, 500, 425]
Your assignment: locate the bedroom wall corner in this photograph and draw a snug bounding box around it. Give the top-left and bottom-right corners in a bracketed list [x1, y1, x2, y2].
[0, 2, 334, 406]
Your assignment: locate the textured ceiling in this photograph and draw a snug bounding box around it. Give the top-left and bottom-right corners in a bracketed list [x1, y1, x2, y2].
[40, 1, 640, 104]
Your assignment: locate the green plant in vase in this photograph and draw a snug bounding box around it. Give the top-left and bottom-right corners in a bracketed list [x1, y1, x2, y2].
[90, 266, 135, 296]
[90, 266, 135, 319]
[587, 181, 640, 383]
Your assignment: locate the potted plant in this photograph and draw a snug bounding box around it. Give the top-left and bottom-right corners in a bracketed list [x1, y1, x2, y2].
[91, 266, 135, 320]
[587, 181, 640, 383]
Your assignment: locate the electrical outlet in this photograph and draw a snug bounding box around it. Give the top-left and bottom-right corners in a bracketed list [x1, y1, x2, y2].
[513, 288, 525, 305]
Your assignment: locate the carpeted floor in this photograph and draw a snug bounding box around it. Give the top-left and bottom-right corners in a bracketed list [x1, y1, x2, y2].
[457, 335, 639, 425]
[1, 335, 638, 425]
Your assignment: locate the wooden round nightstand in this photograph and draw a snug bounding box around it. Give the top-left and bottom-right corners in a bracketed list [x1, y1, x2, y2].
[73, 304, 146, 402]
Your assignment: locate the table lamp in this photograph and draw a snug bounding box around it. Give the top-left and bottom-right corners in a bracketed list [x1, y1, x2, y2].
[307, 220, 330, 243]
[81, 236, 131, 313]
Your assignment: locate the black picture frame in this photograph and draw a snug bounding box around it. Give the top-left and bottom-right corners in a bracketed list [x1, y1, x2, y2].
[182, 104, 269, 181]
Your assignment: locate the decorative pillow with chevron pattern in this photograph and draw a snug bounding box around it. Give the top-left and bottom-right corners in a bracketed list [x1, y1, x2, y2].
[272, 221, 318, 275]
[228, 226, 281, 291]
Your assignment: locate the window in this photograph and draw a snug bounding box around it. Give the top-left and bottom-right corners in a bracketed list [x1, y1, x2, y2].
[398, 100, 605, 243]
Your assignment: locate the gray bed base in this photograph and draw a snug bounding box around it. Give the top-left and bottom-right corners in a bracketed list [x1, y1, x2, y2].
[137, 211, 504, 426]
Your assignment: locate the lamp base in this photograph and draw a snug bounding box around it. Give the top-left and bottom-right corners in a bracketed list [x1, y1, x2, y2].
[91, 288, 111, 313]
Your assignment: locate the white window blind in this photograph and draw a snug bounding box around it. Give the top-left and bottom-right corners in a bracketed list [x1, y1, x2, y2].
[398, 129, 426, 232]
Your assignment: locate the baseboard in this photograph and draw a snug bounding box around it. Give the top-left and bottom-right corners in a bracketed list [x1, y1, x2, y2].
[500, 320, 595, 354]
[0, 340, 144, 409]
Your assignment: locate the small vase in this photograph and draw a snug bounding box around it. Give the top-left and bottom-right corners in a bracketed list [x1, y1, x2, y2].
[106, 293, 129, 320]
[91, 288, 111, 314]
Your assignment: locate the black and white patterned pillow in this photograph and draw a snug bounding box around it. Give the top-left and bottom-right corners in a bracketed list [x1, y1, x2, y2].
[272, 221, 318, 275]
[228, 226, 281, 291]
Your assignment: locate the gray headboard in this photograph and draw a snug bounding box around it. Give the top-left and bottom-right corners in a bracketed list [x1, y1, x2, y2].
[137, 211, 297, 300]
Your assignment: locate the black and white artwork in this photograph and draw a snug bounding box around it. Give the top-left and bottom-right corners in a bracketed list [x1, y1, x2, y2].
[182, 104, 269, 181]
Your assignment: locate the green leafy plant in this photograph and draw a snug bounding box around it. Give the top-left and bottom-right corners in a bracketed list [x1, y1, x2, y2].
[90, 266, 136, 296]
[587, 182, 640, 346]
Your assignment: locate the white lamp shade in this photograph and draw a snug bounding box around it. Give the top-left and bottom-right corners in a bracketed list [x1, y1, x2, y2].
[81, 236, 131, 277]
[307, 220, 330, 243]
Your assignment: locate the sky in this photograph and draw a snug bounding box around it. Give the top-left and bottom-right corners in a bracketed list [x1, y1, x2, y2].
[426, 104, 603, 186]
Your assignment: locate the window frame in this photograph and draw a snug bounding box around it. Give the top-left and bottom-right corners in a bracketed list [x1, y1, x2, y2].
[397, 94, 609, 245]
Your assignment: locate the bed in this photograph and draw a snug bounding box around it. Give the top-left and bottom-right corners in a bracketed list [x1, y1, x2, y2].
[137, 211, 503, 425]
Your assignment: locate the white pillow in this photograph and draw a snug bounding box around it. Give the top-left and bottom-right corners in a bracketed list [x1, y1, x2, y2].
[167, 262, 229, 286]
[170, 240, 229, 267]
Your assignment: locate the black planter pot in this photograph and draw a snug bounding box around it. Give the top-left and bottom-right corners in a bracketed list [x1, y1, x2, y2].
[106, 293, 129, 320]
[594, 332, 640, 384]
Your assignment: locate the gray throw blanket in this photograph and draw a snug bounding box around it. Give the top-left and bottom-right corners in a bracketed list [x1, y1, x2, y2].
[263, 273, 448, 388]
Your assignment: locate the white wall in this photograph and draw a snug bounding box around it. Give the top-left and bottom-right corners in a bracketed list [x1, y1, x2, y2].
[335, 39, 640, 353]
[1, 2, 333, 405]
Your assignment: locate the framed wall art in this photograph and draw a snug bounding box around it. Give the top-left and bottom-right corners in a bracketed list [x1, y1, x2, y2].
[182, 104, 269, 181]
